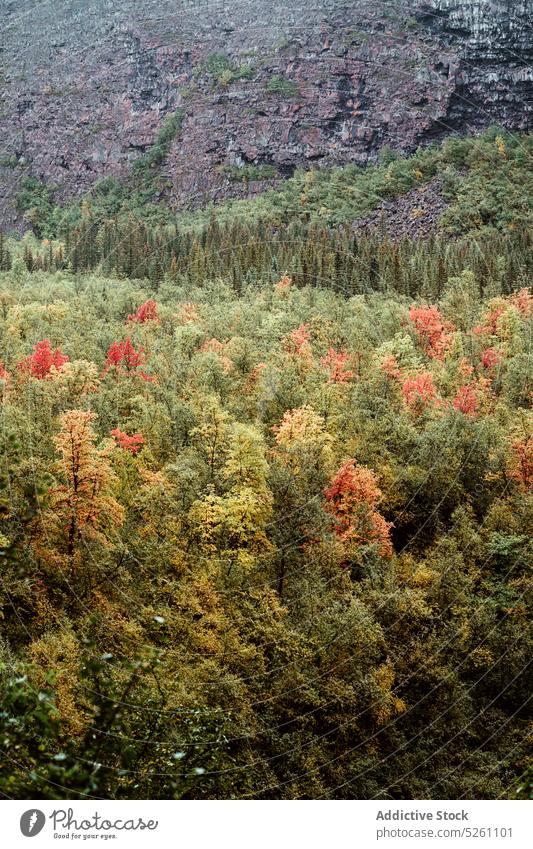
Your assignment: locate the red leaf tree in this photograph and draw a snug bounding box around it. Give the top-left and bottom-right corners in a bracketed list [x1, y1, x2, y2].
[128, 299, 159, 324]
[453, 384, 479, 416]
[18, 339, 69, 379]
[509, 288, 532, 317]
[320, 348, 355, 384]
[284, 323, 311, 355]
[409, 304, 454, 360]
[474, 302, 506, 336]
[380, 354, 402, 381]
[481, 347, 501, 371]
[111, 428, 145, 454]
[103, 337, 153, 381]
[453, 378, 491, 417]
[402, 372, 437, 414]
[324, 459, 393, 557]
[509, 436, 532, 491]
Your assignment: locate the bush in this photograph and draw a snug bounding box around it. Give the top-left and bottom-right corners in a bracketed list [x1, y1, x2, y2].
[266, 74, 299, 97]
[220, 163, 278, 183]
[203, 52, 253, 86]
[16, 177, 60, 239]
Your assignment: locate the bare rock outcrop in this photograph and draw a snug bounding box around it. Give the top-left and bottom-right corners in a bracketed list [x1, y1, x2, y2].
[0, 0, 531, 228]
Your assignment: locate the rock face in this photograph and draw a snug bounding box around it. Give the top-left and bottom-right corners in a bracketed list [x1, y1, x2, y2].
[0, 0, 531, 228]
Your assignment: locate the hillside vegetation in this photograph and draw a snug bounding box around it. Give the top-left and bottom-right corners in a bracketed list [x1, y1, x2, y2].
[0, 122, 531, 800]
[12, 129, 533, 239]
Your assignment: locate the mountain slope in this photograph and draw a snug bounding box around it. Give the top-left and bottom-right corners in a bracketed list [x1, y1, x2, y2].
[0, 0, 532, 231]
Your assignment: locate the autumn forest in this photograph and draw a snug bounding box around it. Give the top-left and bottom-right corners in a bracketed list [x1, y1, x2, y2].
[0, 130, 531, 800]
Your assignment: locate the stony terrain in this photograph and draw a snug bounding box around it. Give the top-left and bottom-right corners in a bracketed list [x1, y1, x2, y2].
[0, 0, 532, 229]
[352, 177, 449, 239]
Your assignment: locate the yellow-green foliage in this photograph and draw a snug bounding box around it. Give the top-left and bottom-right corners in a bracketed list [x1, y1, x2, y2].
[0, 259, 530, 801]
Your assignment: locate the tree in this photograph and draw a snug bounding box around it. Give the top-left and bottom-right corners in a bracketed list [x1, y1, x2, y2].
[320, 348, 355, 384]
[111, 428, 145, 454]
[36, 411, 124, 574]
[508, 434, 532, 491]
[18, 339, 69, 379]
[401, 372, 438, 414]
[273, 405, 333, 476]
[453, 383, 479, 416]
[189, 421, 273, 574]
[409, 304, 454, 360]
[481, 347, 501, 371]
[324, 459, 393, 557]
[128, 299, 159, 324]
[103, 337, 153, 381]
[284, 323, 311, 355]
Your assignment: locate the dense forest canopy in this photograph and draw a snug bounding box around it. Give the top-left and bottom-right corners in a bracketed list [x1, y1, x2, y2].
[0, 130, 531, 800]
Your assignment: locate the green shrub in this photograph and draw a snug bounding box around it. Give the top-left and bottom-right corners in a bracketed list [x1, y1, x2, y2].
[16, 176, 60, 239]
[203, 52, 253, 86]
[205, 51, 232, 77]
[0, 154, 18, 168]
[133, 108, 184, 174]
[266, 74, 298, 97]
[220, 163, 278, 183]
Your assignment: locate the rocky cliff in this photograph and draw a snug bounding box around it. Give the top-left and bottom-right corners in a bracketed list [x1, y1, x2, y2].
[1, 0, 531, 229]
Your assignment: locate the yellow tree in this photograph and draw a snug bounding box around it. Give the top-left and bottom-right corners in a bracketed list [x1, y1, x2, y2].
[189, 422, 273, 576]
[273, 404, 333, 477]
[36, 411, 124, 574]
[191, 395, 232, 483]
[270, 405, 335, 596]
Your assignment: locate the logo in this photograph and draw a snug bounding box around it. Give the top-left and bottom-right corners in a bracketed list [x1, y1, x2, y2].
[20, 810, 46, 837]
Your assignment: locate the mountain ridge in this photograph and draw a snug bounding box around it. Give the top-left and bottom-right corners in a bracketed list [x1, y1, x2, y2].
[1, 0, 532, 230]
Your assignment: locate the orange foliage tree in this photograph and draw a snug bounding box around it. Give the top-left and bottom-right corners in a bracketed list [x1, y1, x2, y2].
[409, 304, 454, 360]
[401, 372, 438, 415]
[37, 411, 124, 568]
[324, 459, 393, 557]
[127, 298, 159, 324]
